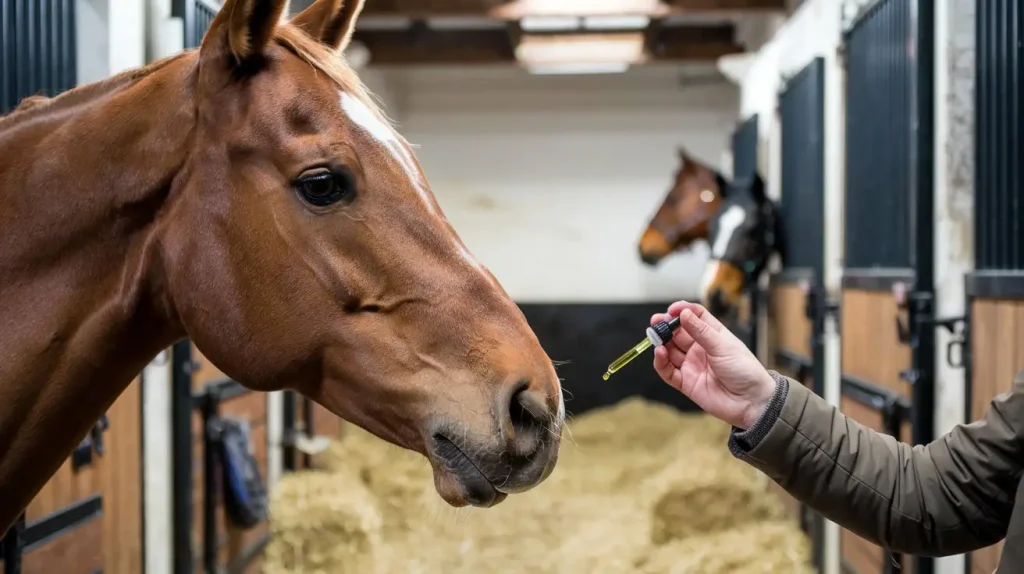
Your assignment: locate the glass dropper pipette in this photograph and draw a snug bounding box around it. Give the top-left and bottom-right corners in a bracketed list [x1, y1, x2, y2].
[602, 315, 682, 380]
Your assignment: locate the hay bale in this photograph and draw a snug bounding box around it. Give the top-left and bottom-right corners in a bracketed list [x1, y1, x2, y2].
[263, 469, 385, 574]
[643, 448, 786, 544]
[265, 397, 809, 574]
[638, 521, 815, 574]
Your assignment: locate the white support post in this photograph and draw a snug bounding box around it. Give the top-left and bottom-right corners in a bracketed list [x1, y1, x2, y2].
[932, 1, 975, 573]
[820, 2, 845, 573]
[142, 350, 173, 574]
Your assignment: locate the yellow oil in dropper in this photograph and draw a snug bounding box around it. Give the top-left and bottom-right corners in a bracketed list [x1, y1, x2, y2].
[602, 315, 681, 380]
[602, 338, 652, 380]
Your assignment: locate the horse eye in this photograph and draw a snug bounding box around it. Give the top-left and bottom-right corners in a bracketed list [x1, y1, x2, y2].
[295, 172, 354, 207]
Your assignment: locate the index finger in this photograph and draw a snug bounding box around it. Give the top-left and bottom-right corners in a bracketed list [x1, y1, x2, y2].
[666, 300, 725, 331]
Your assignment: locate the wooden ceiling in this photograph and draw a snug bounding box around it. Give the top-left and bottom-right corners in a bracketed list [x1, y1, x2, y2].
[350, 0, 786, 67]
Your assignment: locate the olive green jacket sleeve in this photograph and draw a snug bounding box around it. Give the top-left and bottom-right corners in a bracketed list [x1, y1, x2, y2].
[728, 370, 1024, 556]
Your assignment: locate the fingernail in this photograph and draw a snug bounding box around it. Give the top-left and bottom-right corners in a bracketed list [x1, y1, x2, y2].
[681, 309, 692, 321]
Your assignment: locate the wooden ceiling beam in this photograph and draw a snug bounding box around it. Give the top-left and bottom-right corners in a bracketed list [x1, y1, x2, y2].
[352, 28, 518, 66]
[647, 24, 743, 60]
[665, 0, 786, 10]
[352, 27, 742, 66]
[361, 0, 511, 18]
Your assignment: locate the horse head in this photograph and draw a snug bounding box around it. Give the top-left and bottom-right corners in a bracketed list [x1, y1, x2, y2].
[638, 146, 730, 266]
[158, 0, 563, 508]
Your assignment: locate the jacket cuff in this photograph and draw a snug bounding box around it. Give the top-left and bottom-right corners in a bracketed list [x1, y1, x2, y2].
[728, 370, 789, 457]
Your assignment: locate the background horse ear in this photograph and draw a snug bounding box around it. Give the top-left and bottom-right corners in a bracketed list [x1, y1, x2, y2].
[291, 0, 366, 52]
[201, 0, 289, 65]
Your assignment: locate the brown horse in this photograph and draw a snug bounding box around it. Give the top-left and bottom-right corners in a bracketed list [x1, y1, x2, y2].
[0, 0, 564, 532]
[637, 147, 731, 266]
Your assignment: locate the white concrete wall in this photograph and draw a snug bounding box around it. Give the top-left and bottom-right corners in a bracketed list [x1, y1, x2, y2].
[392, 64, 739, 303]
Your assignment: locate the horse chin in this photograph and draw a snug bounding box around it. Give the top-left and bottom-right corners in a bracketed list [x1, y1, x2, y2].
[431, 461, 507, 509]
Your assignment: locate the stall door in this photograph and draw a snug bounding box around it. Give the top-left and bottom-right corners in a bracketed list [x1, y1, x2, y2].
[840, 1, 935, 573]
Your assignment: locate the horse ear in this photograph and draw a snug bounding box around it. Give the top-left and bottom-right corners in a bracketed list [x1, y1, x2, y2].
[291, 0, 365, 52]
[677, 146, 690, 160]
[201, 0, 288, 65]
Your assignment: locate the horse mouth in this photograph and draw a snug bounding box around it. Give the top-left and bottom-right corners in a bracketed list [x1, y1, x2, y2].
[430, 434, 508, 508]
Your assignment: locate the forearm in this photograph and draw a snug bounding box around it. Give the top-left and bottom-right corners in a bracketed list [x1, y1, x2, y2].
[729, 371, 1014, 556]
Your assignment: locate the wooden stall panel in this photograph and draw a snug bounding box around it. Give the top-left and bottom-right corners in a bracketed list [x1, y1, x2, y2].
[841, 289, 912, 397]
[22, 517, 103, 574]
[101, 379, 143, 574]
[839, 396, 912, 574]
[969, 299, 1024, 574]
[769, 283, 812, 358]
[313, 402, 343, 440]
[14, 379, 143, 574]
[765, 282, 813, 520]
[191, 344, 229, 390]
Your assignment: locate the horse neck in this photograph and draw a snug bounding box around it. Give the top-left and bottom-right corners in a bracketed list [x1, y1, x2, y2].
[0, 54, 196, 530]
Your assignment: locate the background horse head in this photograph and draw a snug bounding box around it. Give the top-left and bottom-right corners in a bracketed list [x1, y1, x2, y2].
[700, 173, 783, 317]
[638, 147, 731, 266]
[0, 0, 564, 529]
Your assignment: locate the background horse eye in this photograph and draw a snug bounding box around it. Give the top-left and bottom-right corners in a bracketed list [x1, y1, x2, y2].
[296, 172, 353, 207]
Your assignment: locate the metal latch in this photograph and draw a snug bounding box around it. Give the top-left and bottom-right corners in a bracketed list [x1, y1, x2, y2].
[72, 414, 110, 471]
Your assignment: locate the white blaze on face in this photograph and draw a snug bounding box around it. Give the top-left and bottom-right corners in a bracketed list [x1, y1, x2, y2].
[702, 204, 746, 301]
[339, 91, 489, 273]
[339, 92, 436, 216]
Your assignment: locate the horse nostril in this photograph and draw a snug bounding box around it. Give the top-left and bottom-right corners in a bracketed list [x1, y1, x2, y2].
[505, 382, 550, 456]
[639, 250, 660, 266]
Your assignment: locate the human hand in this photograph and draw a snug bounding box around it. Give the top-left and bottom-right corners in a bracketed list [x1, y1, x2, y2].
[651, 301, 776, 430]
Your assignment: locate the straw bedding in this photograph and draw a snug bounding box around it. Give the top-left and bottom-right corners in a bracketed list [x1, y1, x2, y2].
[263, 397, 811, 573]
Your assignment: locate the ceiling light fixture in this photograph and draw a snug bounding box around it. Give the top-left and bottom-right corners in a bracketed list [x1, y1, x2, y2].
[496, 0, 667, 18]
[519, 15, 581, 32]
[515, 32, 648, 66]
[527, 62, 631, 75]
[582, 15, 651, 30]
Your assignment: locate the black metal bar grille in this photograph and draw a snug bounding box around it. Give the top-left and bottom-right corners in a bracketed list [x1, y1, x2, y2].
[844, 0, 913, 270]
[173, 0, 221, 50]
[976, 0, 1024, 271]
[779, 57, 825, 275]
[730, 115, 760, 355]
[731, 115, 758, 182]
[1, 0, 77, 115]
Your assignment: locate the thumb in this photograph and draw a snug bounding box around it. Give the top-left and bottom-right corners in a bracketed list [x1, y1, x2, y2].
[678, 308, 727, 355]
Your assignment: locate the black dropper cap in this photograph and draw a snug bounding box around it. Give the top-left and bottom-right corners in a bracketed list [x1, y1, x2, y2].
[651, 315, 682, 346]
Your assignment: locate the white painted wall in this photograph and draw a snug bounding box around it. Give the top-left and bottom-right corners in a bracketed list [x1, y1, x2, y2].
[76, 0, 146, 85]
[391, 64, 739, 303]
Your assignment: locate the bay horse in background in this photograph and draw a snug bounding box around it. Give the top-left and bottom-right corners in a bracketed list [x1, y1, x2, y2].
[700, 173, 784, 318]
[0, 0, 564, 533]
[637, 147, 731, 266]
